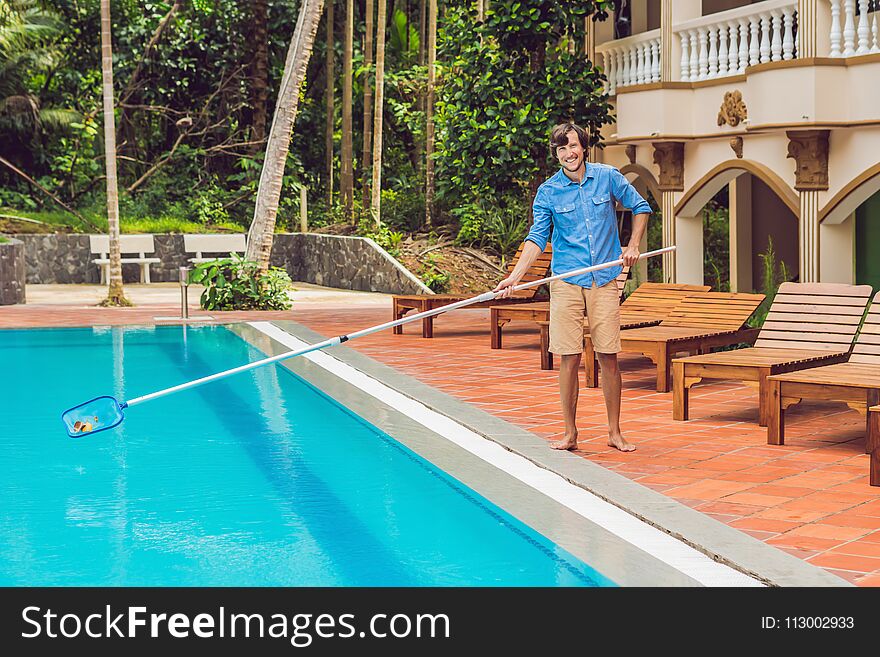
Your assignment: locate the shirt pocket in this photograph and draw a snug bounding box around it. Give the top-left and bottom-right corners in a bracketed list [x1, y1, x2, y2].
[553, 203, 578, 227]
[591, 194, 614, 223]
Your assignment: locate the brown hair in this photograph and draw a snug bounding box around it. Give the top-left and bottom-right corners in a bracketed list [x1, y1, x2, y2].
[549, 123, 590, 156]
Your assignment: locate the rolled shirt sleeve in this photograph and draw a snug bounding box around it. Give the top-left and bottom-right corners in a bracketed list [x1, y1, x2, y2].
[524, 185, 552, 252]
[610, 168, 652, 215]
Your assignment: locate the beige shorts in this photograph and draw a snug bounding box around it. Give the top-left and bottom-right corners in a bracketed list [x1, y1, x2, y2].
[549, 279, 621, 355]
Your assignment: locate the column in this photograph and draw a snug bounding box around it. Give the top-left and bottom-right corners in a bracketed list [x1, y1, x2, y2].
[798, 0, 832, 58]
[661, 0, 673, 80]
[786, 130, 829, 283]
[729, 174, 753, 292]
[662, 191, 676, 281]
[800, 191, 820, 282]
[652, 142, 686, 283]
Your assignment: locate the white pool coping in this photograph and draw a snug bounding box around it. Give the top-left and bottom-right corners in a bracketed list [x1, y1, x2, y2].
[248, 321, 763, 588]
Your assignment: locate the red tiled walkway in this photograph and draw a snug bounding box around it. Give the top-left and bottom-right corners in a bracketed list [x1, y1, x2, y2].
[5, 301, 880, 586]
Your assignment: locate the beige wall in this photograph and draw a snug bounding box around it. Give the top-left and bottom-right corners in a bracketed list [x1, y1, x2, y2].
[820, 214, 855, 284]
[702, 0, 758, 15]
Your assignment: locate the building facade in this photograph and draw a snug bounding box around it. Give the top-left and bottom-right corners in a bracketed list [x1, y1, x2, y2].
[589, 0, 880, 291]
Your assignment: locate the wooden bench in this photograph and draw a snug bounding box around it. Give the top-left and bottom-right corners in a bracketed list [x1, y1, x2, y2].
[672, 282, 873, 425]
[499, 281, 709, 370]
[870, 405, 880, 486]
[392, 242, 552, 338]
[584, 291, 765, 392]
[766, 291, 880, 485]
[489, 268, 637, 350]
[89, 234, 161, 284]
[184, 233, 246, 264]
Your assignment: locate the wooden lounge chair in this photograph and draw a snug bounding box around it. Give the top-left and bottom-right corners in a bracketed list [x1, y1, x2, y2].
[765, 292, 880, 486]
[391, 243, 551, 338]
[870, 405, 880, 486]
[489, 267, 637, 350]
[671, 283, 873, 425]
[584, 291, 765, 392]
[524, 282, 711, 370]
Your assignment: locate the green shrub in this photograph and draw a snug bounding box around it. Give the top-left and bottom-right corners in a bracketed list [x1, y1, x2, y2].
[358, 217, 404, 257]
[189, 255, 293, 311]
[379, 188, 425, 232]
[0, 236, 8, 244]
[451, 192, 528, 262]
[420, 254, 450, 293]
[749, 236, 791, 327]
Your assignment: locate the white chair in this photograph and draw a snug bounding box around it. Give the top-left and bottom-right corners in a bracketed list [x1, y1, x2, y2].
[183, 234, 247, 264]
[89, 234, 161, 284]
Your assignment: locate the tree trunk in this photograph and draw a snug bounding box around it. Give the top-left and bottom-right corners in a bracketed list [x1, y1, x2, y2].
[246, 0, 326, 270]
[340, 0, 354, 221]
[370, 0, 388, 226]
[100, 0, 127, 305]
[361, 0, 375, 210]
[325, 0, 334, 205]
[527, 41, 547, 225]
[424, 0, 436, 228]
[250, 0, 270, 149]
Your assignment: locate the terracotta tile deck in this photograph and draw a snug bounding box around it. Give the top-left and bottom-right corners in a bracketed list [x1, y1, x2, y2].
[5, 300, 880, 586]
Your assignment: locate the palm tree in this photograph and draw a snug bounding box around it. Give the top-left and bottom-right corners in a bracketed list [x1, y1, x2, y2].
[360, 0, 374, 209]
[99, 0, 127, 306]
[369, 0, 387, 225]
[0, 0, 78, 170]
[246, 0, 326, 270]
[424, 0, 437, 227]
[324, 0, 334, 205]
[339, 0, 353, 221]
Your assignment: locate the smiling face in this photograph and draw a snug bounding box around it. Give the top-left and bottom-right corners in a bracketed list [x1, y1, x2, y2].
[555, 129, 586, 179]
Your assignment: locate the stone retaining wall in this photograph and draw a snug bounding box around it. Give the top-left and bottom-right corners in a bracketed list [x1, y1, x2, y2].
[14, 233, 431, 295]
[0, 238, 26, 304]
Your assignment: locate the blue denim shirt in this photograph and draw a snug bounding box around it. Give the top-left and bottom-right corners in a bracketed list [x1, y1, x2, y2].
[525, 163, 652, 289]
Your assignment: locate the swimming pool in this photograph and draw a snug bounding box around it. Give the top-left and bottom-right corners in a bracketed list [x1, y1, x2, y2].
[1, 325, 614, 586]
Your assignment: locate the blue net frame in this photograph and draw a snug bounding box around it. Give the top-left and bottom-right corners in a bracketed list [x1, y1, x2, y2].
[61, 396, 126, 438]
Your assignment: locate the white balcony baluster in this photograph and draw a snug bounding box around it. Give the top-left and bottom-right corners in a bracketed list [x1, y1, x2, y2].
[679, 32, 690, 81]
[708, 27, 719, 77]
[690, 30, 700, 80]
[873, 14, 880, 53]
[738, 20, 749, 72]
[760, 12, 772, 63]
[843, 0, 856, 55]
[830, 0, 842, 56]
[651, 39, 660, 82]
[606, 50, 617, 94]
[749, 18, 761, 65]
[698, 29, 709, 79]
[727, 22, 739, 74]
[782, 7, 795, 59]
[771, 10, 783, 61]
[635, 42, 644, 84]
[857, 0, 870, 53]
[718, 25, 729, 76]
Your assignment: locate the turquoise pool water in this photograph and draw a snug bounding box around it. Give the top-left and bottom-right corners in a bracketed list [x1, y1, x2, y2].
[1, 325, 613, 586]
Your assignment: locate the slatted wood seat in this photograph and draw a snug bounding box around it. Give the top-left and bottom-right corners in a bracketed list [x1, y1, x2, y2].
[392, 243, 552, 338]
[488, 267, 644, 351]
[583, 291, 765, 392]
[516, 282, 709, 371]
[671, 283, 873, 425]
[766, 292, 880, 485]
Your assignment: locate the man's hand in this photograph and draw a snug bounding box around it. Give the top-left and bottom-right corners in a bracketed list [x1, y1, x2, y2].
[493, 274, 521, 299]
[622, 244, 640, 267]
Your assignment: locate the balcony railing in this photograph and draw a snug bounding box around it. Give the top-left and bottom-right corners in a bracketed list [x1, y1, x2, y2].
[596, 0, 880, 94]
[829, 0, 880, 56]
[675, 0, 798, 81]
[596, 30, 662, 94]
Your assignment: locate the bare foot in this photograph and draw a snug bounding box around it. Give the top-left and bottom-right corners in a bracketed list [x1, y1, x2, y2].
[607, 433, 636, 452]
[550, 434, 579, 451]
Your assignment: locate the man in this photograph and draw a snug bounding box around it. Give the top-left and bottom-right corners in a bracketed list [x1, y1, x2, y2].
[494, 123, 651, 452]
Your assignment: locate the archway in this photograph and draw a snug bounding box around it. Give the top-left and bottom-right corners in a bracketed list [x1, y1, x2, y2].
[620, 164, 662, 283]
[820, 164, 880, 290]
[674, 160, 799, 290]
